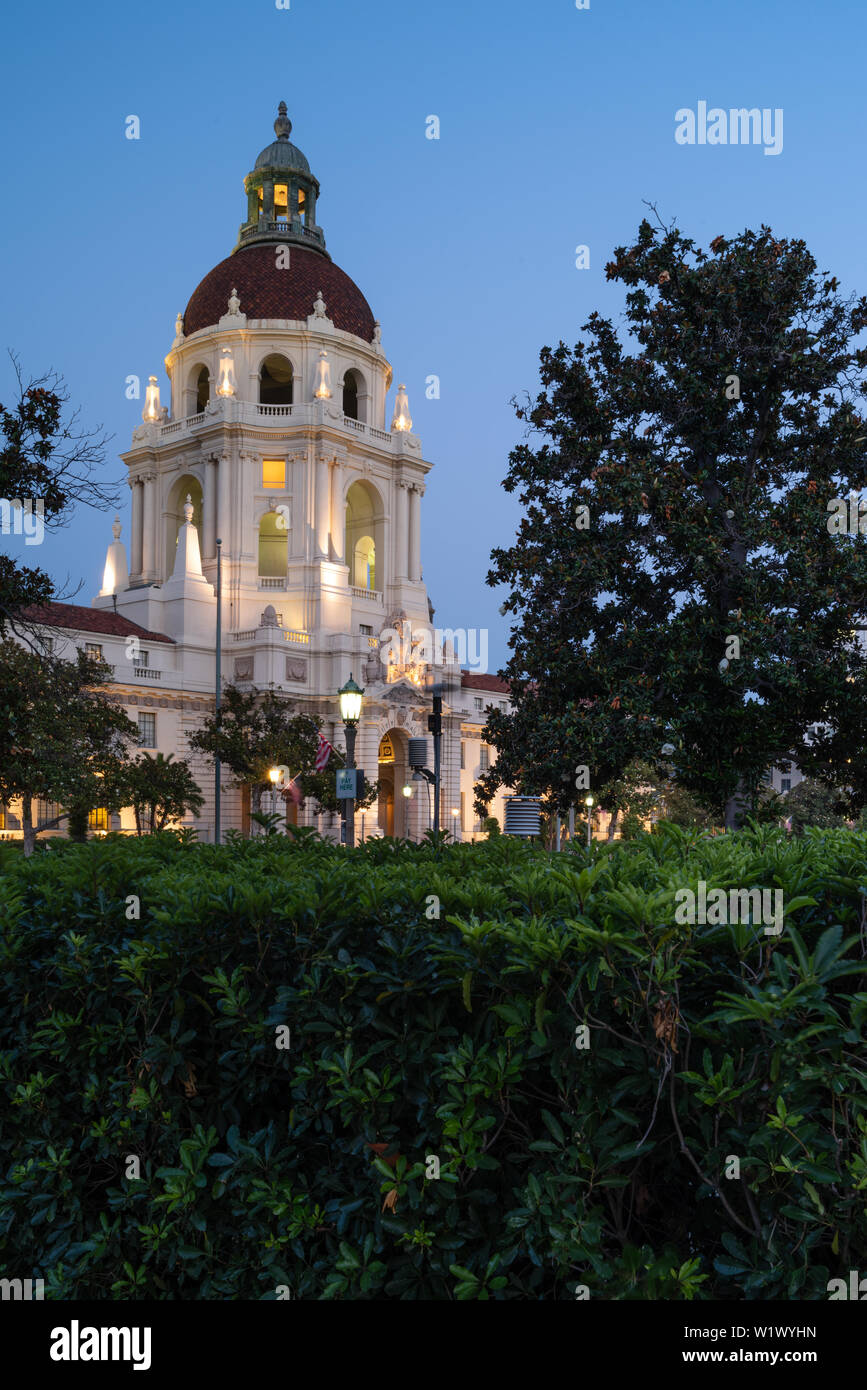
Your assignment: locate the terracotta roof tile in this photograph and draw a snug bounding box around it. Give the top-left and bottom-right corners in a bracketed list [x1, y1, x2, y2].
[184, 243, 376, 341]
[461, 671, 510, 694]
[22, 602, 175, 645]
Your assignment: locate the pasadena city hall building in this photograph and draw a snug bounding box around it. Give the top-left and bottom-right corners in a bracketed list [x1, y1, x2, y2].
[12, 104, 512, 843]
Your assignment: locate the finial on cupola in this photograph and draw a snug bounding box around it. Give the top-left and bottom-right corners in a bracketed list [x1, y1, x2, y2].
[274, 101, 292, 141]
[183, 494, 194, 524]
[112, 515, 122, 540]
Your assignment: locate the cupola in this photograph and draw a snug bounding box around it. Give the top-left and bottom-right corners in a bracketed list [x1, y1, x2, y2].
[236, 102, 325, 254]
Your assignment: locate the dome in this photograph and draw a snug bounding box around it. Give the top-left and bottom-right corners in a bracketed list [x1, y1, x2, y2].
[254, 139, 310, 174]
[183, 241, 377, 342]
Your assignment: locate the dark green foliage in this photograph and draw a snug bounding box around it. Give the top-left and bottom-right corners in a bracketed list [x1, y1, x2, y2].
[483, 219, 867, 830]
[783, 777, 849, 833]
[1, 826, 866, 1300]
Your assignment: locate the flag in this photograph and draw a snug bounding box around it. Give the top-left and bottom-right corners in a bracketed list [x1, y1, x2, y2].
[281, 778, 303, 807]
[315, 734, 334, 772]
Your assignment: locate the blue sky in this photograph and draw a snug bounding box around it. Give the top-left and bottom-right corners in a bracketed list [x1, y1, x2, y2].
[1, 0, 864, 670]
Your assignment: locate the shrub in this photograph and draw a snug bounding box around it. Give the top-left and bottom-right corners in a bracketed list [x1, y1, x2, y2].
[0, 825, 865, 1300]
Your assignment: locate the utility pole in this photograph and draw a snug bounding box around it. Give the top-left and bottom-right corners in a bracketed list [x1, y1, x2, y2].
[214, 538, 222, 845]
[428, 685, 442, 834]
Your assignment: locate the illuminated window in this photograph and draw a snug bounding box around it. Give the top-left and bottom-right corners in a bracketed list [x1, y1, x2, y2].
[258, 511, 288, 577]
[274, 184, 289, 223]
[88, 807, 109, 831]
[353, 536, 375, 590]
[85, 643, 103, 662]
[262, 459, 286, 489]
[0, 804, 5, 830]
[297, 187, 306, 222]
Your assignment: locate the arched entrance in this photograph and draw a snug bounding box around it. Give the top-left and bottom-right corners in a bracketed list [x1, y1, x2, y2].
[377, 728, 411, 838]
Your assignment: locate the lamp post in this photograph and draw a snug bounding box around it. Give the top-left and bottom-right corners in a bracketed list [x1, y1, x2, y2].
[338, 674, 364, 848]
[451, 807, 460, 842]
[268, 766, 281, 825]
[214, 538, 222, 845]
[584, 794, 594, 849]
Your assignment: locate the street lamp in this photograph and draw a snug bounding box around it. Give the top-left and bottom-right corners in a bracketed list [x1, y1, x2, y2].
[584, 794, 595, 849]
[338, 674, 364, 847]
[268, 765, 281, 824]
[451, 807, 460, 841]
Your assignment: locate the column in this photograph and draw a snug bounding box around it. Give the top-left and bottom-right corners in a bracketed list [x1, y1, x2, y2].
[141, 472, 156, 579]
[330, 459, 345, 564]
[204, 458, 217, 559]
[217, 452, 231, 550]
[130, 477, 143, 577]
[408, 484, 421, 583]
[315, 454, 330, 558]
[395, 480, 409, 578]
[263, 179, 275, 224]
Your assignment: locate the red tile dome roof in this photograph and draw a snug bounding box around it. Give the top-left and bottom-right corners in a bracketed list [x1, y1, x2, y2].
[183, 243, 376, 342]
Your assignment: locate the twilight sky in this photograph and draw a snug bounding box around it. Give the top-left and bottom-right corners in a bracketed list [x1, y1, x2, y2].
[1, 0, 864, 671]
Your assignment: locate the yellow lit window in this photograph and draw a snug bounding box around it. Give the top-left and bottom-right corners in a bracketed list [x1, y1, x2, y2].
[88, 808, 109, 831]
[274, 184, 289, 222]
[262, 459, 286, 488]
[298, 188, 306, 219]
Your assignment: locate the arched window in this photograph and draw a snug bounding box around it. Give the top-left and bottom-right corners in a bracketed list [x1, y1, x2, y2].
[345, 481, 383, 591]
[196, 367, 210, 413]
[258, 510, 288, 577]
[353, 534, 375, 590]
[259, 354, 294, 406]
[343, 370, 359, 420]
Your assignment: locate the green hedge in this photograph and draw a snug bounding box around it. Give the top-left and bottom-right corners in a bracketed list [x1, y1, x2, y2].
[1, 824, 866, 1300]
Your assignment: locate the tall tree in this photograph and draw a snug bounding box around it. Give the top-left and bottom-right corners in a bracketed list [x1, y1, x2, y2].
[0, 356, 116, 635]
[0, 640, 139, 854]
[481, 217, 867, 828]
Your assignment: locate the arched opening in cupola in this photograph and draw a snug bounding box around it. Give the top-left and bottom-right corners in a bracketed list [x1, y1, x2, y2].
[259, 354, 294, 406]
[343, 370, 360, 421]
[184, 364, 210, 417]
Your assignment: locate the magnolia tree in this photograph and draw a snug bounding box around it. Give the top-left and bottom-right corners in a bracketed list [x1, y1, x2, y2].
[479, 216, 867, 829]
